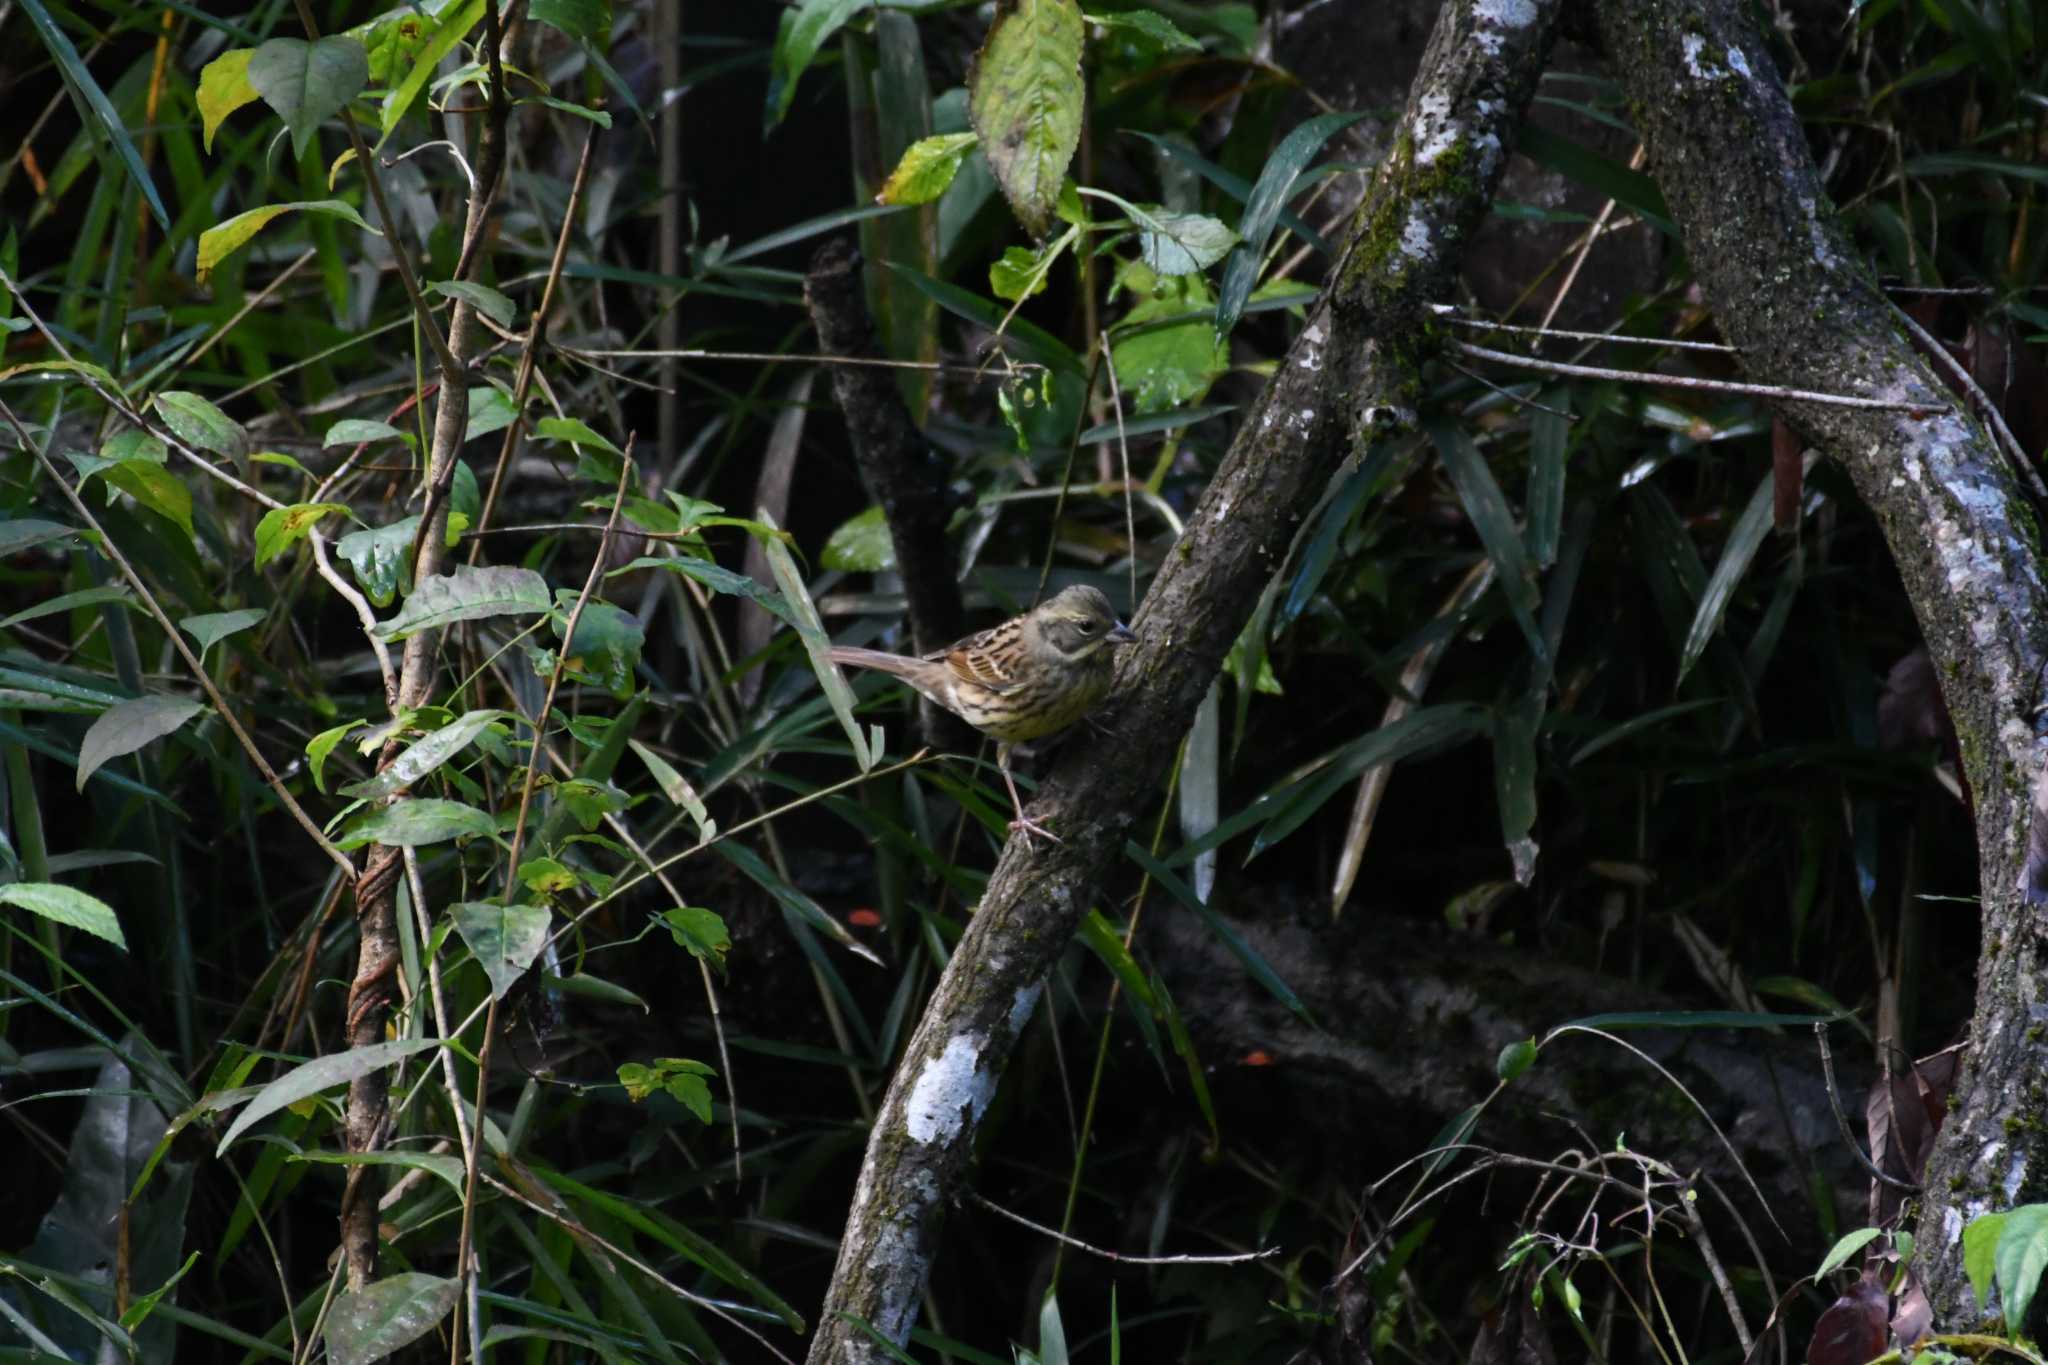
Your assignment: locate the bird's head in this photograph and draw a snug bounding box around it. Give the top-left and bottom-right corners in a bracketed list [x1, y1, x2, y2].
[1031, 585, 1138, 660]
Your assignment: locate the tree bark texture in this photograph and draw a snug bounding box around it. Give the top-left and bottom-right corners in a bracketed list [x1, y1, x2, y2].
[803, 2, 1563, 1357]
[1585, 0, 2048, 1323]
[804, 235, 964, 657]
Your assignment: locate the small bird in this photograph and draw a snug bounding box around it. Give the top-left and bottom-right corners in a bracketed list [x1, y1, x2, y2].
[829, 584, 1137, 843]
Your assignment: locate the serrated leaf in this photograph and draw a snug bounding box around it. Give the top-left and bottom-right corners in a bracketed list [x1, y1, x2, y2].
[219, 1039, 442, 1154]
[969, 0, 1085, 237]
[1132, 208, 1237, 275]
[197, 48, 258, 153]
[254, 501, 350, 567]
[0, 881, 126, 950]
[77, 694, 206, 792]
[179, 608, 268, 660]
[154, 390, 245, 459]
[821, 505, 896, 572]
[450, 901, 551, 999]
[373, 564, 551, 641]
[197, 199, 377, 283]
[335, 798, 498, 851]
[248, 35, 370, 159]
[880, 131, 981, 205]
[430, 280, 514, 327]
[339, 709, 503, 800]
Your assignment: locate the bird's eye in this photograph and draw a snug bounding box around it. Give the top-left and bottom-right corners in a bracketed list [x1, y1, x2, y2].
[1079, 620, 1097, 633]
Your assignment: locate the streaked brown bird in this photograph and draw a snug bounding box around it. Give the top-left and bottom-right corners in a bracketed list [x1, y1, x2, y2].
[829, 584, 1137, 843]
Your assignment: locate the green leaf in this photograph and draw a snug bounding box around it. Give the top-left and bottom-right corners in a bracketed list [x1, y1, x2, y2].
[351, 7, 436, 86]
[822, 505, 896, 572]
[552, 596, 644, 697]
[620, 555, 800, 626]
[100, 459, 194, 537]
[196, 47, 259, 153]
[533, 415, 621, 455]
[450, 901, 552, 999]
[378, 0, 484, 140]
[219, 1038, 442, 1153]
[990, 243, 1058, 301]
[758, 509, 874, 770]
[1551, 1009, 1840, 1032]
[764, 0, 869, 132]
[77, 694, 206, 792]
[1429, 423, 1546, 663]
[248, 35, 371, 159]
[1816, 1227, 1885, 1280]
[197, 199, 378, 283]
[326, 1273, 459, 1365]
[1135, 209, 1237, 276]
[335, 798, 498, 851]
[529, 0, 611, 44]
[969, 0, 1085, 237]
[0, 517, 83, 556]
[879, 132, 981, 205]
[373, 564, 552, 641]
[1996, 1204, 2048, 1337]
[1110, 264, 1228, 413]
[306, 719, 363, 794]
[1525, 389, 1569, 568]
[1967, 1211, 2011, 1309]
[1125, 844, 1312, 1025]
[154, 390, 246, 459]
[1084, 10, 1202, 50]
[628, 740, 716, 841]
[19, 0, 171, 230]
[101, 429, 166, 464]
[179, 608, 268, 660]
[661, 907, 731, 972]
[1495, 1038, 1538, 1082]
[0, 881, 127, 950]
[1215, 111, 1364, 338]
[339, 709, 504, 800]
[335, 518, 419, 608]
[254, 501, 351, 567]
[430, 280, 515, 327]
[324, 418, 407, 447]
[463, 384, 519, 442]
[0, 585, 133, 632]
[1678, 468, 1776, 686]
[1516, 125, 1675, 234]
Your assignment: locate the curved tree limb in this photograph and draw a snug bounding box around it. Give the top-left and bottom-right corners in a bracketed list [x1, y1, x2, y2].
[803, 1, 1564, 1357]
[1583, 0, 2048, 1322]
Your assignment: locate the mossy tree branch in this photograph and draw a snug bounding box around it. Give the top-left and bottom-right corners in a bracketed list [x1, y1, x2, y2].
[802, 2, 1563, 1357]
[1584, 0, 2048, 1323]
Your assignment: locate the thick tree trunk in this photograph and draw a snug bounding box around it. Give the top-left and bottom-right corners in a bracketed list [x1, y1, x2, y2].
[802, 1, 1563, 1358]
[1585, 0, 2048, 1324]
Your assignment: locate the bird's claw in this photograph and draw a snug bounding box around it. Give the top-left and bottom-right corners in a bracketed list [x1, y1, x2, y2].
[1008, 815, 1063, 845]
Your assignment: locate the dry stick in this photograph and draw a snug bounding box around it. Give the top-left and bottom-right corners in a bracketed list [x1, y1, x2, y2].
[564, 345, 1053, 381]
[1451, 339, 1949, 411]
[1, 398, 357, 882]
[146, 248, 319, 400]
[1535, 143, 1649, 342]
[1813, 1022, 1920, 1193]
[469, 120, 600, 555]
[969, 1191, 1277, 1266]
[1430, 307, 1737, 353]
[447, 442, 634, 1365]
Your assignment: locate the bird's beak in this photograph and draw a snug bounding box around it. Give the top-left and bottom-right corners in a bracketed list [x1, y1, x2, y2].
[1107, 621, 1137, 645]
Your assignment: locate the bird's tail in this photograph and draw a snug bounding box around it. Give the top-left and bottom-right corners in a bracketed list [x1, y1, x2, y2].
[827, 645, 918, 677]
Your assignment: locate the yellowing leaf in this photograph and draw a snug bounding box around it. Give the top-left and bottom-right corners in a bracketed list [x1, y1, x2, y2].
[254, 502, 351, 567]
[197, 48, 259, 153]
[879, 132, 981, 205]
[197, 200, 378, 284]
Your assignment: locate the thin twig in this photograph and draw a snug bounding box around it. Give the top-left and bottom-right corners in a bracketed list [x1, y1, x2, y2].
[1444, 358, 1580, 419]
[2, 397, 358, 883]
[967, 1191, 1279, 1266]
[1453, 339, 1949, 412]
[1813, 1022, 1921, 1193]
[1431, 306, 1737, 353]
[561, 344, 1053, 382]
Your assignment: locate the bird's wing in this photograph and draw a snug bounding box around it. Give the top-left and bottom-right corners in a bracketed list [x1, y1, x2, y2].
[939, 621, 1023, 693]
